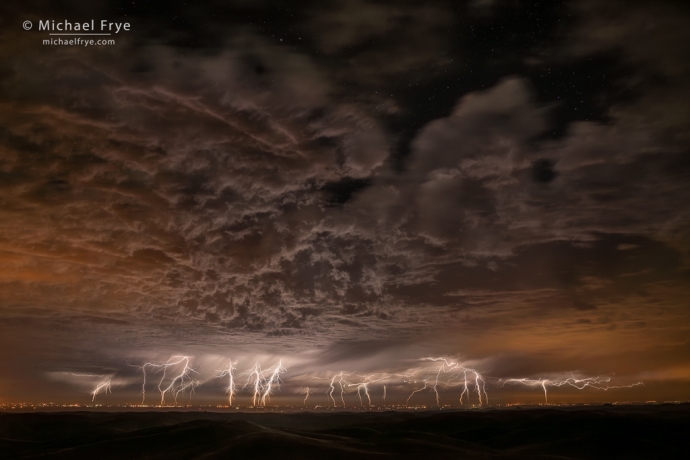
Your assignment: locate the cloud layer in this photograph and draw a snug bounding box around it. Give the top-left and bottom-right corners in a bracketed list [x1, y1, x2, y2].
[0, 0, 688, 403]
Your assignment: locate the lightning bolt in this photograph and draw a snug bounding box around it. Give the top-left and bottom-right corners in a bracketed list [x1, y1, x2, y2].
[458, 369, 470, 405]
[139, 356, 199, 406]
[241, 360, 288, 407]
[348, 379, 370, 407]
[342, 373, 402, 408]
[118, 356, 644, 408]
[216, 360, 237, 405]
[321, 371, 416, 408]
[432, 363, 445, 406]
[66, 373, 112, 402]
[90, 379, 112, 402]
[261, 360, 286, 406]
[355, 384, 366, 406]
[414, 358, 488, 407]
[326, 371, 355, 407]
[406, 379, 429, 405]
[327, 372, 340, 407]
[244, 362, 263, 407]
[503, 376, 644, 404]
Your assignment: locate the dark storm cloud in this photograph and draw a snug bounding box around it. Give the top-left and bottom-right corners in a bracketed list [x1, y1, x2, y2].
[0, 0, 689, 402]
[0, 25, 397, 355]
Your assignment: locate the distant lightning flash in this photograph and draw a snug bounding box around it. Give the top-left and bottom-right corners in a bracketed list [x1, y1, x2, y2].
[406, 380, 429, 405]
[405, 358, 488, 407]
[245, 363, 263, 406]
[216, 360, 237, 405]
[327, 372, 340, 407]
[91, 379, 112, 402]
[352, 379, 371, 407]
[503, 376, 644, 404]
[356, 384, 367, 406]
[67, 373, 112, 402]
[118, 356, 643, 407]
[261, 360, 287, 406]
[241, 360, 288, 406]
[327, 371, 355, 407]
[140, 356, 200, 406]
[342, 373, 412, 408]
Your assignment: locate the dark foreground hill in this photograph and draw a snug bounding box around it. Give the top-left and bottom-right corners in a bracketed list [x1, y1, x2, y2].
[1, 404, 688, 459]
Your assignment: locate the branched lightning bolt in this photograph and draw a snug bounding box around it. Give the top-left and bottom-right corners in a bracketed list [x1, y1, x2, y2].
[326, 371, 355, 407]
[322, 371, 416, 408]
[90, 379, 112, 402]
[241, 360, 288, 406]
[216, 360, 237, 405]
[244, 362, 263, 407]
[119, 356, 644, 408]
[356, 385, 366, 406]
[404, 358, 488, 407]
[139, 356, 200, 406]
[261, 360, 286, 405]
[67, 373, 112, 402]
[327, 372, 340, 407]
[340, 372, 409, 407]
[406, 379, 429, 405]
[503, 375, 644, 404]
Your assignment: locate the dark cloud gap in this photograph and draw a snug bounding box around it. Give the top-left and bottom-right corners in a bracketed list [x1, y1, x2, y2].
[526, 52, 640, 139]
[322, 177, 371, 206]
[531, 158, 558, 183]
[386, 1, 573, 171]
[110, 0, 319, 49]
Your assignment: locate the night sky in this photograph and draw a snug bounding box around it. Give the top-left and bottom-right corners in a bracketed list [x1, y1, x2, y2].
[0, 0, 689, 406]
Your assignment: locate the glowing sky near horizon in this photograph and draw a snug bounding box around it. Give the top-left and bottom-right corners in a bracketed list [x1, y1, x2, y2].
[0, 0, 689, 405]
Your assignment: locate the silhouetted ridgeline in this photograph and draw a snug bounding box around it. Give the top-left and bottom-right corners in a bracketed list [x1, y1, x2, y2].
[1, 404, 688, 459]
